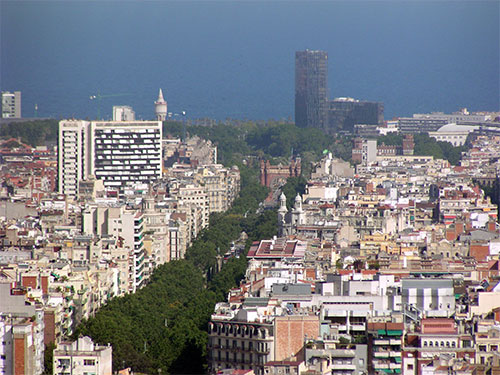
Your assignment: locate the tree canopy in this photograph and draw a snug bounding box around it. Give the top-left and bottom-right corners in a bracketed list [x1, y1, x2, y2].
[378, 132, 466, 165]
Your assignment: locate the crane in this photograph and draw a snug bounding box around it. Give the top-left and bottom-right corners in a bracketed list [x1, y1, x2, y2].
[89, 92, 131, 120]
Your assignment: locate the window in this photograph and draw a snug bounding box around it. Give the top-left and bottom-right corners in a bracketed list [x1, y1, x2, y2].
[84, 359, 96, 366]
[408, 364, 414, 370]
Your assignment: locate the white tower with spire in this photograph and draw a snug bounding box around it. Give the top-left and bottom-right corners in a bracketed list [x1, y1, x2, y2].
[278, 192, 288, 234]
[291, 193, 304, 227]
[155, 88, 167, 121]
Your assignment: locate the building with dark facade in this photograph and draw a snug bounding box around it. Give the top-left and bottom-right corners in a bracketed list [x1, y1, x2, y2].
[398, 117, 448, 134]
[294, 50, 384, 134]
[327, 98, 384, 134]
[295, 50, 328, 129]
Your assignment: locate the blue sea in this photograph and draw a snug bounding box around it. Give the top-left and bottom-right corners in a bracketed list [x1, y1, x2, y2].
[1, 1, 499, 121]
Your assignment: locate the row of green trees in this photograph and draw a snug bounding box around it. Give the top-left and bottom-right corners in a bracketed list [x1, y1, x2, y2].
[74, 165, 277, 374]
[0, 119, 58, 146]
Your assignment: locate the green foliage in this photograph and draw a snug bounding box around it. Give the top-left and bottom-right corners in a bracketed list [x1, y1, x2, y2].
[42, 342, 56, 375]
[413, 133, 466, 165]
[76, 119, 356, 374]
[76, 165, 276, 374]
[377, 133, 403, 146]
[76, 260, 214, 373]
[281, 176, 307, 209]
[0, 119, 58, 146]
[377, 133, 466, 165]
[163, 120, 352, 165]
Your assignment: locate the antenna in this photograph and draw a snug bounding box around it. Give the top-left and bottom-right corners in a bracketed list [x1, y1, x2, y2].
[89, 92, 131, 120]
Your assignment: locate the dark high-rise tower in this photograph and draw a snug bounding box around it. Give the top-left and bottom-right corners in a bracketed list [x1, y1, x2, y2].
[295, 50, 328, 129]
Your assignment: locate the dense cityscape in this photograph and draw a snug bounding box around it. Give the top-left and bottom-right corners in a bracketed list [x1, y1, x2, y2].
[1, 47, 500, 375]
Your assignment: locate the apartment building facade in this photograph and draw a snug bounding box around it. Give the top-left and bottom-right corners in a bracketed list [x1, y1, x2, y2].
[53, 336, 112, 375]
[58, 120, 162, 196]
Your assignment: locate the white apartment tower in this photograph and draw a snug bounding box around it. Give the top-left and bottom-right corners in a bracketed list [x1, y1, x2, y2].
[90, 121, 162, 190]
[58, 120, 162, 196]
[1, 91, 21, 118]
[155, 88, 167, 121]
[58, 120, 91, 196]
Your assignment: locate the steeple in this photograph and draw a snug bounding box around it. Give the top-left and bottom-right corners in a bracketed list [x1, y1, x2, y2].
[157, 88, 165, 103]
[294, 193, 303, 212]
[278, 192, 287, 213]
[155, 88, 168, 121]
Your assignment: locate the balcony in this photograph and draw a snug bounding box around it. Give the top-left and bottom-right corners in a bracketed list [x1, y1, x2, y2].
[331, 363, 356, 370]
[350, 323, 366, 331]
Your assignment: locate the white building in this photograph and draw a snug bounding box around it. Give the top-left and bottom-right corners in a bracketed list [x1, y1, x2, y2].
[413, 108, 492, 123]
[1, 91, 21, 118]
[154, 88, 167, 121]
[112, 105, 135, 121]
[401, 279, 455, 317]
[90, 121, 162, 191]
[53, 336, 112, 375]
[0, 283, 44, 375]
[58, 120, 162, 196]
[82, 204, 147, 293]
[428, 123, 478, 146]
[58, 120, 92, 196]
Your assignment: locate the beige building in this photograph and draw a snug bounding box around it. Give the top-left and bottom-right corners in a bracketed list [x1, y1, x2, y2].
[475, 321, 500, 366]
[196, 164, 240, 213]
[82, 204, 146, 293]
[53, 336, 112, 375]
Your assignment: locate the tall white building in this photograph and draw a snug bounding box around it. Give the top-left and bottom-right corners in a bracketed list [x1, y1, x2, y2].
[112, 105, 135, 121]
[58, 120, 91, 196]
[90, 121, 162, 190]
[58, 120, 162, 196]
[154, 88, 167, 121]
[82, 204, 147, 293]
[1, 91, 21, 118]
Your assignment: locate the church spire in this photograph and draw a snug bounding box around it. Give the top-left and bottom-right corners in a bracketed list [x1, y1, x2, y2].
[155, 88, 167, 121]
[157, 88, 165, 103]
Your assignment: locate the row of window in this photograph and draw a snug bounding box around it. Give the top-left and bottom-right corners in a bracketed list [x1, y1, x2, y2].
[422, 340, 456, 348]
